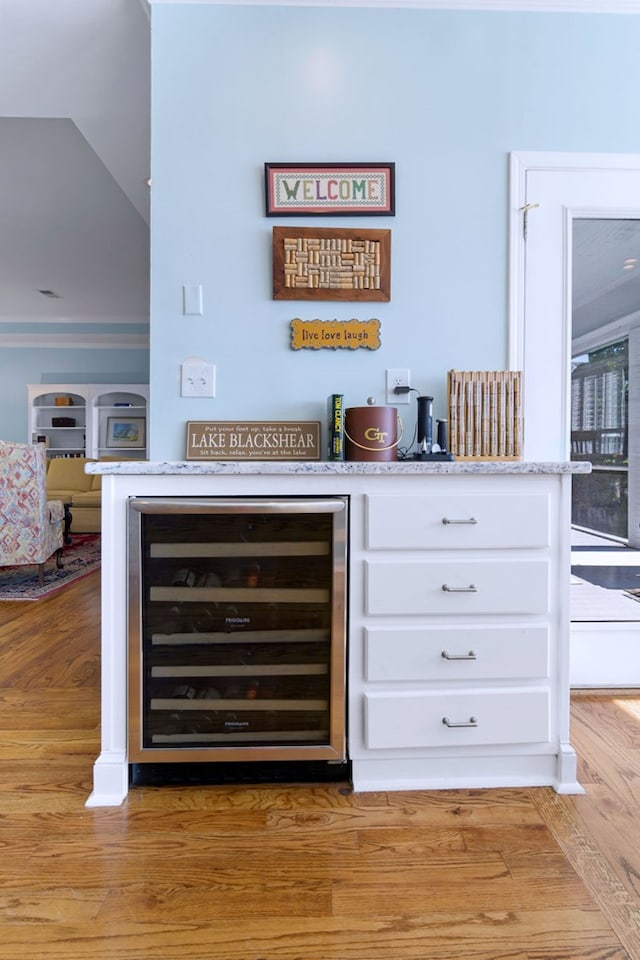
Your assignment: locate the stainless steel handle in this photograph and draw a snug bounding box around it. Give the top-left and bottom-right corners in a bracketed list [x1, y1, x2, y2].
[442, 517, 478, 525]
[442, 716, 478, 728]
[441, 650, 477, 660]
[442, 583, 478, 593]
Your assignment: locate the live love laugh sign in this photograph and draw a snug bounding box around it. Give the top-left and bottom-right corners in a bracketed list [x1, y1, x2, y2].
[265, 163, 395, 216]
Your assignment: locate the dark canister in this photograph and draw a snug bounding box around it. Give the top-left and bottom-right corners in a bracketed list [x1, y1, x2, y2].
[344, 405, 400, 462]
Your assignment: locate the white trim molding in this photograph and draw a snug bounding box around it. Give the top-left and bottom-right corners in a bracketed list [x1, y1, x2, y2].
[0, 317, 149, 326]
[148, 0, 640, 12]
[508, 151, 640, 461]
[0, 334, 149, 349]
[509, 151, 640, 371]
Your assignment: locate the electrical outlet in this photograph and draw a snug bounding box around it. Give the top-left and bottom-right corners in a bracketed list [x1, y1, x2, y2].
[181, 360, 216, 397]
[386, 368, 411, 404]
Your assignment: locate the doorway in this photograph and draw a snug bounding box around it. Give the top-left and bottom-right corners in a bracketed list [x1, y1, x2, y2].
[571, 275, 640, 627]
[509, 153, 640, 686]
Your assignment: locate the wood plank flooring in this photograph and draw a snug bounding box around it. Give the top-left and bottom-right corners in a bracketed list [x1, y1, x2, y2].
[1, 570, 639, 959]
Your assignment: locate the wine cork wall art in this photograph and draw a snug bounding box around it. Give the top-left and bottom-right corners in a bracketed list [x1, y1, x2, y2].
[272, 226, 391, 302]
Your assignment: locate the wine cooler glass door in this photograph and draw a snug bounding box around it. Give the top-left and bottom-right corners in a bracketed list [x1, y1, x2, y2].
[128, 497, 348, 763]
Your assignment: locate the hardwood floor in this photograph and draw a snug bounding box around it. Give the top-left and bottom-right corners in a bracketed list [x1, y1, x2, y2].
[1, 571, 639, 959]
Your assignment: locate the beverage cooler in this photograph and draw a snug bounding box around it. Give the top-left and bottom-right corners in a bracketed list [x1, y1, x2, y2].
[127, 496, 348, 779]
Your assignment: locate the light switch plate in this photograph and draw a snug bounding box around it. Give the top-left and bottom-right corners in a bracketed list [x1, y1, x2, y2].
[180, 360, 215, 397]
[182, 284, 204, 316]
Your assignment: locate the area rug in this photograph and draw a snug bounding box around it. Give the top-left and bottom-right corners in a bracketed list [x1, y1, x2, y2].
[0, 534, 100, 601]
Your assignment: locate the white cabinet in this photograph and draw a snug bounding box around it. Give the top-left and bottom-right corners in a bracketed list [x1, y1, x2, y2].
[364, 689, 551, 749]
[349, 475, 579, 795]
[89, 387, 148, 459]
[364, 625, 550, 682]
[365, 558, 549, 615]
[28, 384, 148, 459]
[87, 464, 584, 806]
[28, 386, 88, 458]
[365, 492, 550, 549]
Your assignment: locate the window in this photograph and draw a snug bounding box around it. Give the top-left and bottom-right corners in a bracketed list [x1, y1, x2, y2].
[571, 340, 628, 540]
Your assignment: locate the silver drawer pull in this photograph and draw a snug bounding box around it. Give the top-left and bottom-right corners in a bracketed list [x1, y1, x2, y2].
[442, 517, 478, 525]
[442, 583, 478, 593]
[441, 649, 477, 660]
[442, 715, 478, 728]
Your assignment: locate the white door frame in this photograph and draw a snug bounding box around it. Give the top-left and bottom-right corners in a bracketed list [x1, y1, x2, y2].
[509, 151, 640, 687]
[508, 150, 640, 363]
[508, 151, 640, 461]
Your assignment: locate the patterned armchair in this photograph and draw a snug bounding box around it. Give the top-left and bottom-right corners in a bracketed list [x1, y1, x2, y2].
[0, 441, 64, 585]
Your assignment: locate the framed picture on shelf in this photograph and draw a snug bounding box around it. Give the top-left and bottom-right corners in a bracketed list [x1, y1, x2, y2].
[106, 417, 146, 449]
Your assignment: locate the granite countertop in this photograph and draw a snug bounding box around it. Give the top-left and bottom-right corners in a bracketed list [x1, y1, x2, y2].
[87, 460, 592, 476]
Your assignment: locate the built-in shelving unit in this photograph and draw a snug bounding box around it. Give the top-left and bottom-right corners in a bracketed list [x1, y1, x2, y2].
[27, 384, 149, 459]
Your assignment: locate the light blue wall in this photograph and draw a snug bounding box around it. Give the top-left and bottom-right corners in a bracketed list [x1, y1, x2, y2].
[2, 346, 149, 445]
[150, 5, 640, 459]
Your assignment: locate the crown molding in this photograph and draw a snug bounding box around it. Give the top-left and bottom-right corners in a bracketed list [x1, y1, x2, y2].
[148, 0, 640, 12]
[0, 334, 150, 349]
[0, 317, 149, 326]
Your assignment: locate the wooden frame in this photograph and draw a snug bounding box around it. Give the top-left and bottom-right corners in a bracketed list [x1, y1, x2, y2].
[273, 226, 391, 302]
[106, 416, 146, 449]
[265, 162, 395, 217]
[186, 421, 321, 460]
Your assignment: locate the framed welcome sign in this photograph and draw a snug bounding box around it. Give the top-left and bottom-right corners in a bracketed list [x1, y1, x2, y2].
[265, 163, 395, 217]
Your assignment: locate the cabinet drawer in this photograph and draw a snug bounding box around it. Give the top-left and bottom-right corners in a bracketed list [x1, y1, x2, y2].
[365, 689, 550, 748]
[365, 626, 550, 681]
[366, 493, 549, 550]
[365, 559, 549, 615]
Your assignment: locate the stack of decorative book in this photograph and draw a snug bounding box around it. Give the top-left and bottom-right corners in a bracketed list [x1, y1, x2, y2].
[447, 369, 523, 460]
[326, 393, 345, 461]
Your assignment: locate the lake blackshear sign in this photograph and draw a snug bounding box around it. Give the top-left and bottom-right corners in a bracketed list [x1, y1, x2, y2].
[186, 421, 321, 460]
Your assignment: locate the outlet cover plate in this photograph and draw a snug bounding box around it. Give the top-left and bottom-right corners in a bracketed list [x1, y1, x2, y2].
[386, 368, 411, 404]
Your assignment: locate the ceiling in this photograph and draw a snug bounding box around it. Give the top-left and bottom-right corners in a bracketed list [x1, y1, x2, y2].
[0, 0, 639, 346]
[0, 0, 150, 336]
[573, 219, 640, 342]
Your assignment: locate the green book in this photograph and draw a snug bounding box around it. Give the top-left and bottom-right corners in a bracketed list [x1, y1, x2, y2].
[327, 394, 344, 461]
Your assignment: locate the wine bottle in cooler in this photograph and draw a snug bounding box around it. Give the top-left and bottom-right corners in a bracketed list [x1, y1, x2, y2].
[162, 604, 183, 635]
[171, 568, 198, 587]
